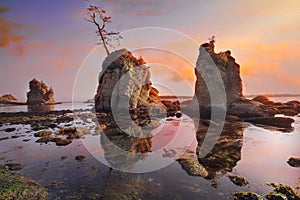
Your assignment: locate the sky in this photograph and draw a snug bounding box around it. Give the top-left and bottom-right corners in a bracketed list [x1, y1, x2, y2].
[0, 0, 300, 101]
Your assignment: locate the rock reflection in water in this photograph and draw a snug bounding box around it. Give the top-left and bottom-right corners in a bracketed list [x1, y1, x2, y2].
[99, 116, 157, 171]
[196, 121, 245, 179]
[27, 104, 54, 112]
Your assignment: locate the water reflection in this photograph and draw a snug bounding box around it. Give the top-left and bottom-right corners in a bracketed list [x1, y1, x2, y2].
[100, 122, 153, 171]
[27, 104, 54, 112]
[196, 121, 245, 179]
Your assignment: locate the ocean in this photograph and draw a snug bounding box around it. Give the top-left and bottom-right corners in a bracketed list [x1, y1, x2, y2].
[0, 97, 299, 199]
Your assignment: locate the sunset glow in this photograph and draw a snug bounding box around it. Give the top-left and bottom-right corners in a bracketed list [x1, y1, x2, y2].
[0, 0, 299, 101]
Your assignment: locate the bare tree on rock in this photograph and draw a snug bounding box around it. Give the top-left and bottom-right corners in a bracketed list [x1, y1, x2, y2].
[85, 4, 122, 55]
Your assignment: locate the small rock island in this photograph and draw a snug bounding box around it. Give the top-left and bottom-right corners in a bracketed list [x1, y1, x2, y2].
[26, 78, 56, 105]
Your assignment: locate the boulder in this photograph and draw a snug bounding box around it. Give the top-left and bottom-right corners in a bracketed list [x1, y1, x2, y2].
[252, 95, 274, 105]
[26, 79, 55, 105]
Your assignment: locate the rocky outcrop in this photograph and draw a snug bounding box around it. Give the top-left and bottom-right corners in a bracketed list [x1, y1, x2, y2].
[183, 40, 300, 130]
[0, 94, 17, 102]
[194, 42, 243, 106]
[94, 49, 165, 118]
[0, 94, 24, 105]
[26, 79, 55, 105]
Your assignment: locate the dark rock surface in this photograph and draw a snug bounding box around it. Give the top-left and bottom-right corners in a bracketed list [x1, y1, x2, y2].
[245, 117, 295, 129]
[287, 157, 300, 168]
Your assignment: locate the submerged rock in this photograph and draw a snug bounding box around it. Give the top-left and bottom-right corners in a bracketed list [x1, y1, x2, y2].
[234, 191, 264, 200]
[0, 137, 9, 141]
[4, 163, 23, 171]
[0, 165, 48, 199]
[75, 155, 85, 161]
[55, 139, 72, 146]
[228, 175, 249, 187]
[5, 127, 16, 132]
[177, 158, 208, 177]
[26, 78, 55, 105]
[287, 157, 300, 168]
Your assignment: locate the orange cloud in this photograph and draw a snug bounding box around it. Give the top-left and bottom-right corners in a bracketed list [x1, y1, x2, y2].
[0, 7, 24, 48]
[133, 48, 195, 84]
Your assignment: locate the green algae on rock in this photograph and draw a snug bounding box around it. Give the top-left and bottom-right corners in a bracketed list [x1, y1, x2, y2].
[177, 158, 208, 177]
[234, 191, 264, 200]
[0, 165, 48, 200]
[34, 130, 52, 137]
[266, 183, 300, 200]
[266, 192, 288, 200]
[229, 175, 250, 187]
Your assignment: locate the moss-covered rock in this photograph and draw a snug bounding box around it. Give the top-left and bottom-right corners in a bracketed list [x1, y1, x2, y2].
[266, 183, 300, 200]
[34, 130, 52, 137]
[266, 192, 288, 200]
[177, 158, 208, 177]
[234, 191, 264, 200]
[0, 165, 48, 199]
[229, 175, 250, 187]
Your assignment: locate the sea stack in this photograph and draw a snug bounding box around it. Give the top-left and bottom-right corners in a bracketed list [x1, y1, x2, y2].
[26, 79, 55, 105]
[94, 49, 165, 117]
[194, 41, 243, 106]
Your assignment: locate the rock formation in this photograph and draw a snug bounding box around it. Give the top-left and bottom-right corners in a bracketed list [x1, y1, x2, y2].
[94, 49, 165, 118]
[26, 79, 55, 105]
[182, 40, 300, 130]
[194, 42, 243, 106]
[0, 94, 17, 102]
[0, 94, 25, 105]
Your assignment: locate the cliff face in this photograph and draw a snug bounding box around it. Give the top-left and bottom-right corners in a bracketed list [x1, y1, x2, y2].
[94, 49, 165, 116]
[194, 42, 243, 106]
[26, 79, 55, 105]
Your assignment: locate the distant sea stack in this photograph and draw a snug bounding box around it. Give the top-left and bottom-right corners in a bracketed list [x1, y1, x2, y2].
[94, 49, 165, 117]
[0, 94, 25, 105]
[26, 79, 55, 105]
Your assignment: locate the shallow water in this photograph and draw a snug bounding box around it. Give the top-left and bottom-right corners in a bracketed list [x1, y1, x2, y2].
[0, 100, 299, 199]
[0, 102, 93, 113]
